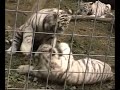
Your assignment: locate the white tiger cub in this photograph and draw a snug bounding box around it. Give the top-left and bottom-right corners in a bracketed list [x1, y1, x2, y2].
[91, 1, 112, 18]
[17, 43, 113, 84]
[6, 8, 72, 55]
[76, 1, 112, 18]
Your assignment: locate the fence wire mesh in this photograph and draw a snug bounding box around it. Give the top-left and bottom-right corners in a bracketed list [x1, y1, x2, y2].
[5, 0, 115, 90]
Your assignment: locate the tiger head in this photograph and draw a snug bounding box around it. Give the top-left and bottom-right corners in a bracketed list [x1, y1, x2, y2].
[104, 4, 111, 14]
[34, 44, 59, 63]
[76, 2, 93, 15]
[44, 12, 72, 34]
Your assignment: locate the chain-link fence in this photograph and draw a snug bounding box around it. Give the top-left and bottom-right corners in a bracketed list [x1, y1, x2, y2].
[5, 0, 115, 90]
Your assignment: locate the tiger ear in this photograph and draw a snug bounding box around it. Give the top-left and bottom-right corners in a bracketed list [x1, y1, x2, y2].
[106, 4, 111, 10]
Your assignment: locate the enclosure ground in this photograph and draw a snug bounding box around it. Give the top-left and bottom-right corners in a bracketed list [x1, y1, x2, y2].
[5, 0, 115, 90]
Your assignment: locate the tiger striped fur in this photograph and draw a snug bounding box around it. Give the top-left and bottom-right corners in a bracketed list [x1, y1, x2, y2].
[6, 8, 71, 55]
[76, 1, 113, 18]
[17, 42, 113, 84]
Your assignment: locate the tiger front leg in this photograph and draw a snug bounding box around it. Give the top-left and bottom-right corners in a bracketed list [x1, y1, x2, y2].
[20, 36, 33, 55]
[6, 25, 30, 55]
[6, 32, 23, 55]
[17, 65, 44, 80]
[20, 26, 34, 56]
[17, 65, 39, 81]
[6, 44, 18, 55]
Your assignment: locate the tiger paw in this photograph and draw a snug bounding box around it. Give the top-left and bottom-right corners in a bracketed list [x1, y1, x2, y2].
[6, 47, 16, 55]
[17, 65, 34, 74]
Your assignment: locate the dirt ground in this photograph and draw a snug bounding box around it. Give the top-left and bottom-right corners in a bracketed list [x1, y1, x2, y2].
[5, 0, 115, 90]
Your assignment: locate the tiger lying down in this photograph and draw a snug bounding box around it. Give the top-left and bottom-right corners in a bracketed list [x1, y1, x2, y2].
[76, 1, 114, 18]
[6, 8, 71, 55]
[17, 42, 113, 85]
